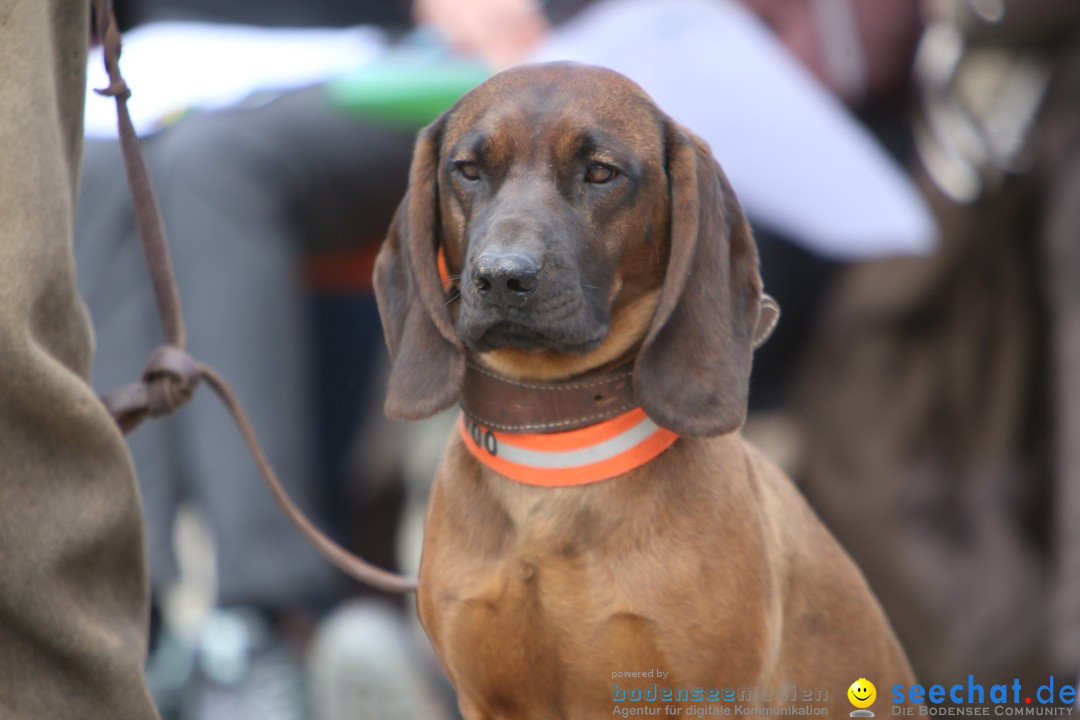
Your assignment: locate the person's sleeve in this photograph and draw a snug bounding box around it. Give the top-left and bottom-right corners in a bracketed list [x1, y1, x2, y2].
[0, 2, 160, 718]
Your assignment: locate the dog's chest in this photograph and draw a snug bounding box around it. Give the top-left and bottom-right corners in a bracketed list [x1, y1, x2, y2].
[420, 496, 670, 713]
[417, 438, 775, 714]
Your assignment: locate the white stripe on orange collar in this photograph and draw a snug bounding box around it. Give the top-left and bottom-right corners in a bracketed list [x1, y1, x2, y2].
[459, 408, 679, 487]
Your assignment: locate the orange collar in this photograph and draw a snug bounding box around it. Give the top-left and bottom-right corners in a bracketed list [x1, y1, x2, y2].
[437, 246, 454, 293]
[459, 408, 679, 487]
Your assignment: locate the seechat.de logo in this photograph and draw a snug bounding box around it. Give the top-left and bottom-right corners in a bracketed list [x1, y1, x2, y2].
[891, 676, 1079, 716]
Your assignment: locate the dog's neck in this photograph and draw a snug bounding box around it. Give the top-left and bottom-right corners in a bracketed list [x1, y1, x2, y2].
[457, 362, 680, 487]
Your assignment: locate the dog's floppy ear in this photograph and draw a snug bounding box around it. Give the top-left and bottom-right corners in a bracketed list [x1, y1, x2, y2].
[374, 115, 465, 420]
[634, 124, 766, 437]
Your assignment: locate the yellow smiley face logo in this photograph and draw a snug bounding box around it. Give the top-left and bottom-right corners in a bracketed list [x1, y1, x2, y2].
[848, 679, 876, 708]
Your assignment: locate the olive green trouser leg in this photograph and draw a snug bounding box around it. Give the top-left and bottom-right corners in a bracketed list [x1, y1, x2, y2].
[0, 2, 159, 718]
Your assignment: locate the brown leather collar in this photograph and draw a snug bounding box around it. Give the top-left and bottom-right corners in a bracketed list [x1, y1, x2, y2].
[460, 363, 637, 433]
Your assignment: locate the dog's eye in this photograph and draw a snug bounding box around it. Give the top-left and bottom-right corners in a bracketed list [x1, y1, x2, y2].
[455, 161, 481, 181]
[584, 163, 617, 184]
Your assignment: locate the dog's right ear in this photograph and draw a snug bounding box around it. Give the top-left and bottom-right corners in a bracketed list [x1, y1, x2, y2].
[374, 116, 465, 420]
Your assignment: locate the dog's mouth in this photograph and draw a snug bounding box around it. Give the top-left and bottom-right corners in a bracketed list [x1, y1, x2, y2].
[465, 320, 606, 354]
[455, 275, 611, 355]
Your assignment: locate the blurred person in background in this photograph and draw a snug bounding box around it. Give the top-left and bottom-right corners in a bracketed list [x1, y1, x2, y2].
[77, 2, 425, 719]
[736, 0, 926, 416]
[798, 0, 1080, 690]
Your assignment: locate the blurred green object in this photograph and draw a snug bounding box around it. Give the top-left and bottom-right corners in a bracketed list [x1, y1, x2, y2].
[327, 59, 491, 130]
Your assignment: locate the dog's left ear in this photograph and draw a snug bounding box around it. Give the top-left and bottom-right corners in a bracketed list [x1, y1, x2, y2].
[374, 115, 465, 421]
[634, 124, 774, 437]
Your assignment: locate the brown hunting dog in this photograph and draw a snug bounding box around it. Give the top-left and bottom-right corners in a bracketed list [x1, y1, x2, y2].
[374, 62, 914, 719]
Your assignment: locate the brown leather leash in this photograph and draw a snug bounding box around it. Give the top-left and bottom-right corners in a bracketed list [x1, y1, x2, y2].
[90, 0, 416, 595]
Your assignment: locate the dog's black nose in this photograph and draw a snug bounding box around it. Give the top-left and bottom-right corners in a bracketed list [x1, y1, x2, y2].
[472, 252, 540, 307]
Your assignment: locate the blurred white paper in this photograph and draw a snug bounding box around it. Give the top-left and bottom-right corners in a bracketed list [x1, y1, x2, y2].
[84, 22, 387, 139]
[531, 0, 937, 260]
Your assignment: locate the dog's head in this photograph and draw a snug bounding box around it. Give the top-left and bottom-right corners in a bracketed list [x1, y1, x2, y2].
[374, 62, 776, 437]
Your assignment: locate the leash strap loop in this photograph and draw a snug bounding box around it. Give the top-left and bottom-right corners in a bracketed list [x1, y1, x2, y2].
[101, 345, 200, 433]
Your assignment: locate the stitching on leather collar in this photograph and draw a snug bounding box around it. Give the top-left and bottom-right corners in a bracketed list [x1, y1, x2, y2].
[467, 362, 633, 392]
[464, 403, 637, 432]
